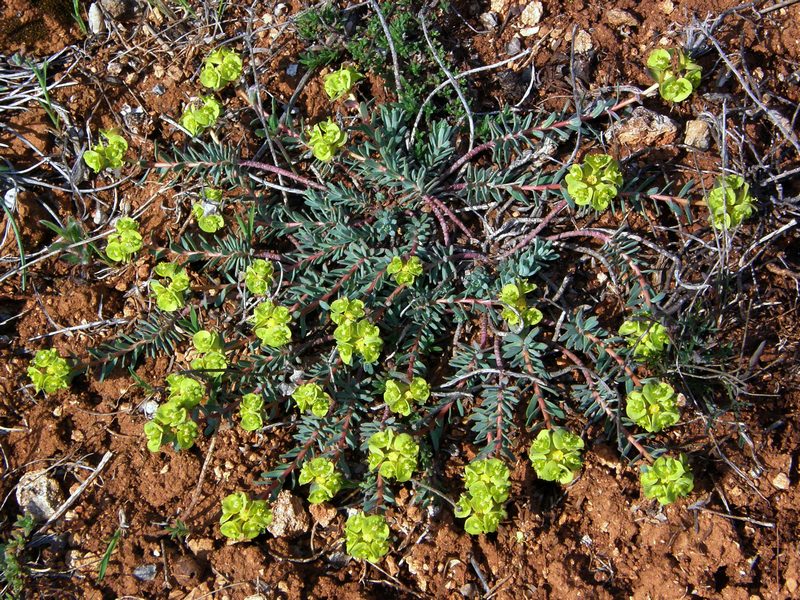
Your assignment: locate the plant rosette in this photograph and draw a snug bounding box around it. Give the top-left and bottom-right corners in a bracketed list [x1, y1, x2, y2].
[250, 300, 292, 347]
[626, 380, 680, 433]
[330, 298, 383, 365]
[291, 382, 332, 417]
[219, 492, 272, 540]
[324, 66, 363, 101]
[367, 428, 419, 482]
[298, 457, 344, 504]
[564, 153, 623, 211]
[244, 259, 275, 295]
[239, 392, 265, 431]
[386, 255, 423, 286]
[706, 174, 755, 230]
[646, 48, 702, 103]
[106, 217, 142, 263]
[499, 279, 542, 328]
[528, 428, 585, 484]
[619, 316, 670, 358]
[199, 48, 243, 90]
[191, 203, 224, 233]
[384, 377, 430, 416]
[180, 96, 222, 137]
[640, 454, 694, 505]
[144, 374, 204, 452]
[307, 118, 347, 161]
[83, 130, 128, 173]
[27, 349, 71, 395]
[344, 512, 390, 562]
[190, 330, 227, 378]
[150, 262, 190, 312]
[454, 458, 511, 535]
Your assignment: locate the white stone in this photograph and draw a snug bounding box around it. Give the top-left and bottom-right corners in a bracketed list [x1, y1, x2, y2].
[16, 469, 64, 521]
[606, 106, 678, 148]
[573, 30, 593, 54]
[606, 9, 639, 28]
[520, 1, 543, 26]
[772, 473, 790, 490]
[479, 12, 498, 30]
[520, 26, 540, 37]
[88, 3, 105, 34]
[266, 491, 310, 538]
[684, 120, 711, 150]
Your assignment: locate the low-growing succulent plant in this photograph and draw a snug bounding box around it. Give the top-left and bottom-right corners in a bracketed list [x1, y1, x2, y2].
[191, 203, 225, 233]
[344, 512, 390, 562]
[619, 316, 670, 358]
[105, 217, 142, 263]
[639, 454, 694, 505]
[27, 349, 71, 394]
[144, 374, 204, 452]
[499, 279, 542, 327]
[180, 96, 222, 137]
[528, 428, 585, 484]
[219, 492, 272, 540]
[307, 118, 347, 161]
[239, 392, 265, 431]
[646, 48, 702, 103]
[564, 154, 624, 211]
[298, 457, 344, 504]
[330, 298, 383, 365]
[250, 300, 292, 347]
[199, 48, 243, 91]
[626, 380, 680, 433]
[706, 174, 755, 230]
[190, 330, 227, 378]
[454, 458, 511, 535]
[367, 428, 419, 482]
[149, 262, 190, 312]
[384, 377, 430, 416]
[244, 259, 275, 295]
[83, 130, 127, 173]
[324, 66, 363, 100]
[291, 382, 331, 417]
[386, 255, 423, 286]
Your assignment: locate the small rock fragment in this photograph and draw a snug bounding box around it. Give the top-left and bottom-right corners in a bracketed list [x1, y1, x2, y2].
[605, 106, 678, 148]
[520, 26, 540, 37]
[16, 469, 64, 521]
[309, 502, 337, 528]
[520, 1, 543, 27]
[187, 537, 215, 554]
[274, 3, 288, 17]
[684, 119, 711, 150]
[506, 36, 522, 55]
[772, 473, 790, 490]
[479, 12, 498, 30]
[606, 9, 639, 28]
[172, 554, 204, 586]
[661, 0, 675, 14]
[133, 564, 158, 581]
[460, 583, 477, 598]
[266, 491, 310, 538]
[490, 0, 507, 13]
[101, 0, 128, 19]
[88, 3, 105, 34]
[785, 579, 798, 595]
[285, 63, 298, 77]
[573, 30, 593, 54]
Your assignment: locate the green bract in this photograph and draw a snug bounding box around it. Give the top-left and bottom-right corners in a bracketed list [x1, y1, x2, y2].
[454, 458, 510, 535]
[324, 66, 363, 100]
[367, 428, 419, 482]
[706, 174, 755, 230]
[384, 377, 430, 416]
[106, 217, 142, 263]
[150, 262, 190, 312]
[307, 118, 347, 162]
[239, 392, 265, 432]
[190, 330, 227, 378]
[640, 455, 694, 505]
[647, 48, 702, 103]
[250, 300, 292, 347]
[83, 130, 128, 173]
[27, 349, 70, 395]
[564, 154, 623, 211]
[345, 512, 390, 562]
[330, 297, 383, 365]
[199, 48, 243, 91]
[499, 279, 542, 327]
[386, 256, 423, 286]
[298, 457, 344, 504]
[291, 382, 331, 417]
[219, 492, 272, 540]
[626, 380, 680, 433]
[244, 259, 275, 295]
[180, 96, 222, 137]
[528, 428, 585, 484]
[144, 374, 204, 452]
[619, 316, 670, 358]
[191, 203, 225, 233]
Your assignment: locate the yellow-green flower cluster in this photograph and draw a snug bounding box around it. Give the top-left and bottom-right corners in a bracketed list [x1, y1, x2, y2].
[219, 492, 272, 540]
[250, 300, 292, 347]
[367, 428, 419, 482]
[330, 298, 383, 365]
[291, 382, 331, 417]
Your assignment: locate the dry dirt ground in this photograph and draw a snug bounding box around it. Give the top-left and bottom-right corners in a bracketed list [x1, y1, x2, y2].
[1, 0, 799, 598]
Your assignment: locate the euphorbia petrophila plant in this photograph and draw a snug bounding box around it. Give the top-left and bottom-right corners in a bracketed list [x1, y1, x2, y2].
[626, 380, 680, 433]
[106, 217, 142, 262]
[292, 382, 331, 417]
[83, 130, 127, 173]
[199, 48, 243, 90]
[27, 349, 70, 394]
[528, 428, 585, 484]
[367, 428, 419, 482]
[706, 174, 755, 230]
[646, 48, 702, 103]
[344, 512, 390, 562]
[384, 377, 430, 416]
[298, 457, 344, 504]
[619, 316, 670, 358]
[564, 154, 623, 211]
[149, 263, 190, 312]
[219, 492, 272, 540]
[639, 455, 694, 505]
[455, 458, 511, 535]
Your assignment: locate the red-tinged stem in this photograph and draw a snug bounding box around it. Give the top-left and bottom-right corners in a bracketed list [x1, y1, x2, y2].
[424, 194, 474, 241]
[294, 258, 366, 315]
[493, 335, 507, 456]
[239, 159, 326, 191]
[498, 199, 569, 260]
[556, 344, 652, 462]
[522, 347, 552, 430]
[261, 430, 320, 498]
[583, 331, 641, 387]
